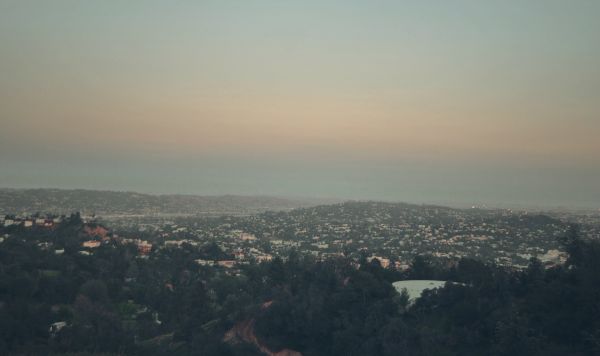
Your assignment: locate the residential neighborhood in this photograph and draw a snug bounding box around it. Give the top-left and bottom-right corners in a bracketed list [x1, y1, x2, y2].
[4, 202, 596, 271]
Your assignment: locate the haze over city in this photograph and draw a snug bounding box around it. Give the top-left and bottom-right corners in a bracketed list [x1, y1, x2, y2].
[1, 1, 599, 208]
[4, 2, 600, 355]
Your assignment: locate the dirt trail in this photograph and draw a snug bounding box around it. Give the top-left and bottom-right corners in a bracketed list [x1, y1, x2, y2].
[224, 318, 301, 356]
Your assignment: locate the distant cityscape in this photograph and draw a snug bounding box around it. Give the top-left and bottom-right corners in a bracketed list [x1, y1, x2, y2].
[3, 189, 599, 271]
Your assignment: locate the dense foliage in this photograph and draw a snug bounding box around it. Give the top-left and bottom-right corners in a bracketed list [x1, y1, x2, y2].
[1, 218, 599, 355]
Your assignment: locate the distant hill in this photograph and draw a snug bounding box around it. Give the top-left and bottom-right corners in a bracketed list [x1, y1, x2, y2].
[0, 188, 336, 216]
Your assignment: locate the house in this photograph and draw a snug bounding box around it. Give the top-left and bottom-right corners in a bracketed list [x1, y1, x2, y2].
[368, 256, 391, 268]
[217, 260, 236, 268]
[255, 254, 273, 263]
[49, 321, 68, 336]
[395, 261, 410, 271]
[137, 241, 153, 255]
[82, 240, 101, 248]
[84, 224, 109, 239]
[195, 259, 214, 266]
[240, 232, 257, 241]
[37, 242, 52, 250]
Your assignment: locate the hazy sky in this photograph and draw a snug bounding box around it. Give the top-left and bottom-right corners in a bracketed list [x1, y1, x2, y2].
[1, 1, 599, 208]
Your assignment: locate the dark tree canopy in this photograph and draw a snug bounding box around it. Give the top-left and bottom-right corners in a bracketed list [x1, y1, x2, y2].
[1, 220, 599, 355]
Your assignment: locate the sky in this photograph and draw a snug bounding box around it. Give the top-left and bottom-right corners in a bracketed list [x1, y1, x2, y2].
[1, 1, 599, 208]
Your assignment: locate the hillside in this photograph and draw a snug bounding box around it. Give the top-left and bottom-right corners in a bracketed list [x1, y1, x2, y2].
[0, 188, 334, 216]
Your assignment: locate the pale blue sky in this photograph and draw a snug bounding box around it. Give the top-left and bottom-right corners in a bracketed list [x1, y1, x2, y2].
[1, 1, 599, 208]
